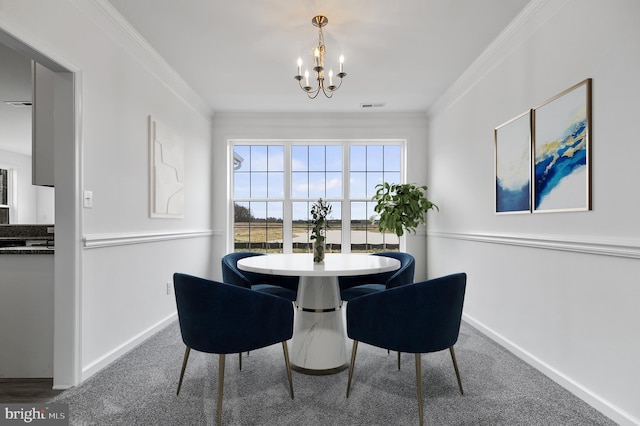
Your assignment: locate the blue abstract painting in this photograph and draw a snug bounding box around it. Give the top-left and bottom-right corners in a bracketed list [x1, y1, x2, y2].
[495, 111, 531, 213]
[533, 80, 591, 212]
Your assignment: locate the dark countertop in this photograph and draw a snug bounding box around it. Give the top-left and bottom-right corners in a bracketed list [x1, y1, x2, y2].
[0, 225, 55, 254]
[0, 246, 54, 255]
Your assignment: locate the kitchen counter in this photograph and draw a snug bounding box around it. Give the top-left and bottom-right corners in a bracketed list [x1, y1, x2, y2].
[0, 225, 54, 255]
[0, 246, 54, 254]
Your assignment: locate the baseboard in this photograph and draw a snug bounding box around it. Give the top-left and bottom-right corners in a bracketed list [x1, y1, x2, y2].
[463, 313, 639, 426]
[52, 384, 73, 391]
[81, 313, 177, 382]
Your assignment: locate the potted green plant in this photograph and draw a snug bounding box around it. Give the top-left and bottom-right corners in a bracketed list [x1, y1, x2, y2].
[370, 182, 438, 237]
[310, 198, 332, 262]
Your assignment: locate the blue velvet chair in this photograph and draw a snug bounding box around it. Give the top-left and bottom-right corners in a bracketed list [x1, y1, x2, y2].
[339, 252, 416, 368]
[339, 252, 415, 302]
[346, 273, 467, 426]
[173, 273, 294, 426]
[221, 252, 298, 302]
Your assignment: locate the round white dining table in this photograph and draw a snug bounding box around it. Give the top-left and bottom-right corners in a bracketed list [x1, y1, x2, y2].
[237, 253, 400, 374]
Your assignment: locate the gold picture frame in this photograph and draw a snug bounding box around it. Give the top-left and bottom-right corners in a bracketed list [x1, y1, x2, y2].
[532, 79, 592, 213]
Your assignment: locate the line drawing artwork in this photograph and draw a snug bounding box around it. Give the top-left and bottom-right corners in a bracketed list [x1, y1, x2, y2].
[149, 116, 185, 218]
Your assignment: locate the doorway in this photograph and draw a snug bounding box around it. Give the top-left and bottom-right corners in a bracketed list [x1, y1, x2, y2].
[0, 27, 81, 389]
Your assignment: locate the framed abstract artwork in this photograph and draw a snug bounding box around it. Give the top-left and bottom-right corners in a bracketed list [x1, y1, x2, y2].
[494, 110, 531, 214]
[149, 116, 185, 218]
[532, 79, 592, 212]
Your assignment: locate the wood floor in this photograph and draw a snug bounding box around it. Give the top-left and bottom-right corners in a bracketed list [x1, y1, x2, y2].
[0, 379, 63, 403]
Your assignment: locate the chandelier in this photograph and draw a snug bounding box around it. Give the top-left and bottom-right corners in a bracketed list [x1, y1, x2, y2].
[294, 16, 346, 99]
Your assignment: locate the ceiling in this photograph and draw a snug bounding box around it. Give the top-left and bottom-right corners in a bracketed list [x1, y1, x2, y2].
[106, 0, 531, 114]
[0, 1, 531, 156]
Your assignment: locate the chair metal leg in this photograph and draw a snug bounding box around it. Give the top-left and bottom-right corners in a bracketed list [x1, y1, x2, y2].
[398, 352, 401, 370]
[217, 354, 225, 426]
[281, 342, 294, 399]
[176, 346, 191, 395]
[449, 346, 464, 395]
[346, 340, 359, 398]
[238, 352, 242, 371]
[415, 353, 424, 426]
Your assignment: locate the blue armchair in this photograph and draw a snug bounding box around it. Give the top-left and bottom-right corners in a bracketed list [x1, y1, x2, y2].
[346, 273, 467, 426]
[339, 252, 415, 302]
[173, 273, 294, 426]
[221, 252, 298, 302]
[339, 252, 416, 368]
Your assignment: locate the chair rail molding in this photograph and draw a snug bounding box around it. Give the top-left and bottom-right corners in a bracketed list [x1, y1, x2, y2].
[84, 229, 215, 249]
[429, 231, 640, 259]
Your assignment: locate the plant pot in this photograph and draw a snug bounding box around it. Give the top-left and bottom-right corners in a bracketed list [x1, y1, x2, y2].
[312, 241, 326, 263]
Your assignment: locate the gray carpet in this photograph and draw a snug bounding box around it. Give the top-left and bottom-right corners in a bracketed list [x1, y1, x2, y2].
[52, 321, 616, 425]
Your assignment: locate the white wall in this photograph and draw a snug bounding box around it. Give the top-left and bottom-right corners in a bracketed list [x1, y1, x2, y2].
[210, 112, 431, 280]
[0, 0, 213, 385]
[426, 0, 640, 424]
[0, 149, 54, 224]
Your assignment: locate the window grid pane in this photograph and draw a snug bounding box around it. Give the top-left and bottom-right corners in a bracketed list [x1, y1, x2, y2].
[233, 201, 284, 253]
[350, 145, 401, 202]
[366, 145, 384, 171]
[291, 145, 343, 200]
[232, 142, 402, 253]
[234, 146, 284, 199]
[250, 146, 268, 171]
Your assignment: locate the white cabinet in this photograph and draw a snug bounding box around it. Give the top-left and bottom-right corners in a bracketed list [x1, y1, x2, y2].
[0, 254, 54, 377]
[32, 61, 55, 187]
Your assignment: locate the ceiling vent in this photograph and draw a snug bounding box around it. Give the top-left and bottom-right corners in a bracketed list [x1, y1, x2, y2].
[4, 101, 33, 107]
[360, 102, 386, 109]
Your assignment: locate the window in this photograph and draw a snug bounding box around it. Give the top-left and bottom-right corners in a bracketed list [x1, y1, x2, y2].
[231, 141, 404, 253]
[0, 167, 15, 224]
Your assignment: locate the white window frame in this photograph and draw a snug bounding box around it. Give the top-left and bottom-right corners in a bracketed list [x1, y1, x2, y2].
[227, 139, 407, 253]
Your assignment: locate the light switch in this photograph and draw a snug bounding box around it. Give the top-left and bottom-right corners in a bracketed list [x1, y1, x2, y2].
[83, 190, 93, 208]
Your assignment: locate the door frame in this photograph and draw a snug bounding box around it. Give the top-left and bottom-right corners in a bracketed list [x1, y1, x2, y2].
[0, 25, 82, 388]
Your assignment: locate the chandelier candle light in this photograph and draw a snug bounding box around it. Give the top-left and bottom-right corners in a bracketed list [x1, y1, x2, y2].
[295, 15, 346, 99]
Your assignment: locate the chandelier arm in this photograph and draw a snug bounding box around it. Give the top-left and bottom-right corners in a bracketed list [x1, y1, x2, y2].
[297, 77, 319, 97]
[298, 78, 322, 99]
[320, 83, 334, 98]
[307, 86, 322, 99]
[326, 76, 345, 93]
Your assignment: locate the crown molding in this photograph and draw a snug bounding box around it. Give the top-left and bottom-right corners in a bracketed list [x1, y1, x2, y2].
[428, 0, 572, 115]
[70, 0, 212, 119]
[212, 111, 429, 130]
